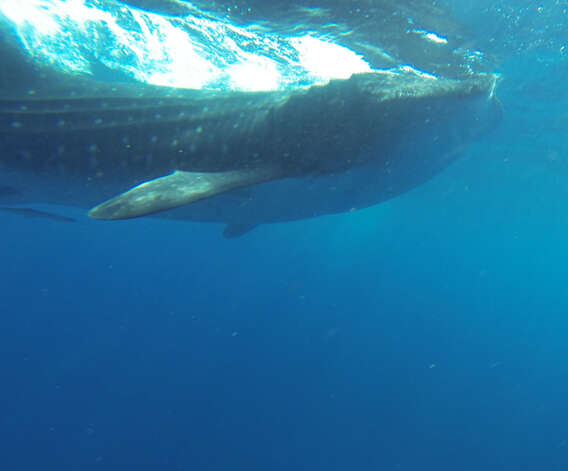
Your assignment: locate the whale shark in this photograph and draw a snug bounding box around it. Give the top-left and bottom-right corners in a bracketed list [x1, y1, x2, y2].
[0, 0, 502, 236]
[0, 71, 501, 233]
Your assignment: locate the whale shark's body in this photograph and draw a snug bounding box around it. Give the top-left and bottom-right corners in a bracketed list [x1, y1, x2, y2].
[0, 71, 500, 234]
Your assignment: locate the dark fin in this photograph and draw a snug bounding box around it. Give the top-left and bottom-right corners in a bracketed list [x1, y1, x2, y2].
[0, 207, 76, 222]
[222, 223, 258, 238]
[89, 168, 280, 220]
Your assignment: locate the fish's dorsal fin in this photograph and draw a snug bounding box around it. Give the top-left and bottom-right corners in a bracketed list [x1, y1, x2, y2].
[88, 168, 280, 220]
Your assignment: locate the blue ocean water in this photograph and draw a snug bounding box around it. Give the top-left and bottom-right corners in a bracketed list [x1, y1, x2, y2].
[1, 1, 568, 470]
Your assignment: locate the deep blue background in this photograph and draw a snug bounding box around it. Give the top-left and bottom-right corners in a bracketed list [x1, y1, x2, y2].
[2, 2, 568, 470]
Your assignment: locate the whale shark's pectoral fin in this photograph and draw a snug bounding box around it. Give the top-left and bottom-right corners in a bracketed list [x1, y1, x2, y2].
[88, 167, 280, 220]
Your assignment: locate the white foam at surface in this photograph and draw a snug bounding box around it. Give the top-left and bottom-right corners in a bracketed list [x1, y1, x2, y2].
[290, 35, 372, 80]
[0, 0, 379, 91]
